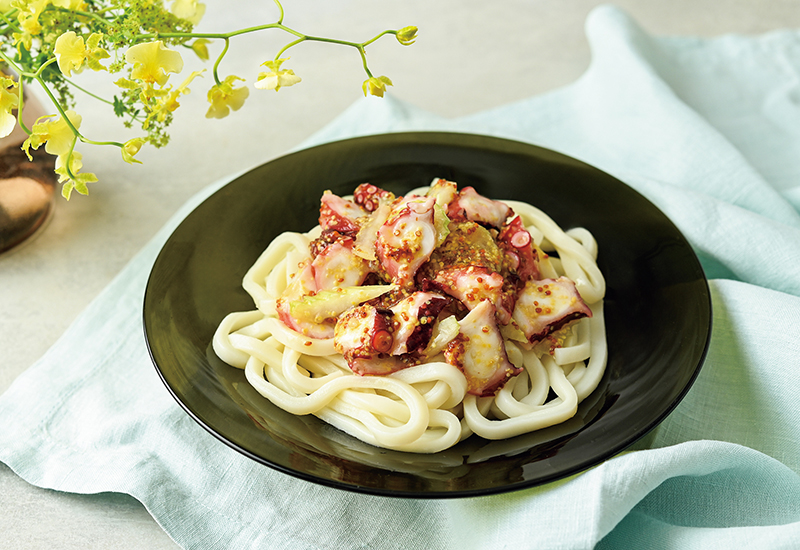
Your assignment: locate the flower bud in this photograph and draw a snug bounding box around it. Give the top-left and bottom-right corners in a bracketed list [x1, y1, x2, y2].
[121, 137, 146, 164]
[396, 26, 418, 46]
[362, 75, 393, 98]
[190, 39, 211, 61]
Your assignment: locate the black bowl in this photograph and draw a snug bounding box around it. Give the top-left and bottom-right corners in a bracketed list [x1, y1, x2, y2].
[143, 132, 711, 498]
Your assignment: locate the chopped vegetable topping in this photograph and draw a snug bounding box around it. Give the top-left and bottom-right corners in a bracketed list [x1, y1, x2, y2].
[279, 180, 593, 396]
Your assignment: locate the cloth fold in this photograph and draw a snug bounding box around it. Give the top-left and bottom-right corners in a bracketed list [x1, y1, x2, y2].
[3, 6, 800, 549]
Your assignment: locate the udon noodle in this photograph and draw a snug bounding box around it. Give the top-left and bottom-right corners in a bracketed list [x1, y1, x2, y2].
[213, 183, 606, 453]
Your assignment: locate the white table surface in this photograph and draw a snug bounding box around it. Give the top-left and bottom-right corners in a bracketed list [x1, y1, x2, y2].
[2, 1, 799, 548]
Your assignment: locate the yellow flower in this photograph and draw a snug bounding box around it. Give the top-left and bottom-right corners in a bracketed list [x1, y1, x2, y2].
[190, 38, 211, 61]
[145, 70, 203, 126]
[121, 137, 146, 164]
[396, 26, 418, 46]
[22, 110, 82, 159]
[0, 79, 19, 138]
[54, 32, 87, 77]
[55, 149, 83, 181]
[13, 0, 49, 50]
[54, 31, 109, 77]
[55, 150, 98, 200]
[206, 75, 249, 119]
[113, 77, 139, 90]
[51, 0, 86, 8]
[125, 41, 184, 87]
[162, 70, 203, 112]
[171, 0, 205, 25]
[362, 75, 393, 97]
[85, 33, 111, 71]
[43, 112, 80, 156]
[254, 58, 301, 92]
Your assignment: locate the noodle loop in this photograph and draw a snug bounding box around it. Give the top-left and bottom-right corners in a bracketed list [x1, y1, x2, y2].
[212, 183, 607, 453]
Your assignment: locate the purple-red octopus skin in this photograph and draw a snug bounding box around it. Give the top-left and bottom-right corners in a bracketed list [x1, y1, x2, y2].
[353, 183, 395, 212]
[319, 191, 367, 236]
[375, 195, 439, 287]
[443, 300, 521, 396]
[451, 186, 514, 229]
[334, 305, 408, 375]
[498, 215, 540, 282]
[333, 292, 449, 375]
[429, 266, 514, 325]
[512, 276, 592, 344]
[387, 291, 449, 355]
[310, 238, 371, 290]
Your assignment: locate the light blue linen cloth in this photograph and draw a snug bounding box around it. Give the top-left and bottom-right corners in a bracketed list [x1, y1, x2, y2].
[2, 6, 800, 549]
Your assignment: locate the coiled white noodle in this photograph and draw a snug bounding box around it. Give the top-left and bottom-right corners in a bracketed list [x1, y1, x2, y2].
[212, 189, 607, 453]
[465, 353, 579, 440]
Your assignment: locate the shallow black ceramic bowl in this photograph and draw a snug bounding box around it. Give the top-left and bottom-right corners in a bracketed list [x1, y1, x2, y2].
[143, 132, 711, 498]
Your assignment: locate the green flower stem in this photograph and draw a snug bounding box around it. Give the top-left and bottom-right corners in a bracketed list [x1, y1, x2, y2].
[86, 88, 143, 127]
[273, 32, 377, 77]
[63, 77, 116, 107]
[16, 79, 31, 136]
[136, 23, 280, 42]
[140, 24, 396, 57]
[212, 37, 230, 86]
[135, 22, 396, 85]
[278, 27, 385, 51]
[6, 55, 124, 150]
[80, 137, 125, 147]
[0, 10, 20, 34]
[31, 73, 82, 137]
[0, 0, 413, 198]
[360, 49, 373, 78]
[273, 36, 305, 60]
[0, 51, 32, 134]
[64, 137, 79, 183]
[83, 5, 119, 16]
[121, 0, 397, 79]
[273, 0, 285, 25]
[30, 57, 59, 78]
[360, 29, 396, 48]
[4, 53, 123, 191]
[54, 7, 113, 28]
[0, 50, 57, 81]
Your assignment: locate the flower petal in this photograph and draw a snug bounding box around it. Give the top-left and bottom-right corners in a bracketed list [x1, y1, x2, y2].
[54, 31, 87, 77]
[126, 41, 184, 86]
[43, 110, 82, 157]
[0, 86, 19, 138]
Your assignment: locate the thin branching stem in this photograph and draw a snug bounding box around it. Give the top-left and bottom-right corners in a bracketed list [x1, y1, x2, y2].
[212, 37, 229, 85]
[0, 0, 414, 196]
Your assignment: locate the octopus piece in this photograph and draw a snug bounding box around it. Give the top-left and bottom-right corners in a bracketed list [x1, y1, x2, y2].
[451, 186, 513, 229]
[388, 291, 450, 355]
[443, 300, 521, 397]
[309, 229, 349, 258]
[512, 276, 592, 344]
[375, 195, 441, 287]
[319, 191, 368, 235]
[309, 232, 371, 290]
[353, 183, 395, 212]
[429, 266, 515, 325]
[334, 305, 409, 375]
[498, 215, 540, 282]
